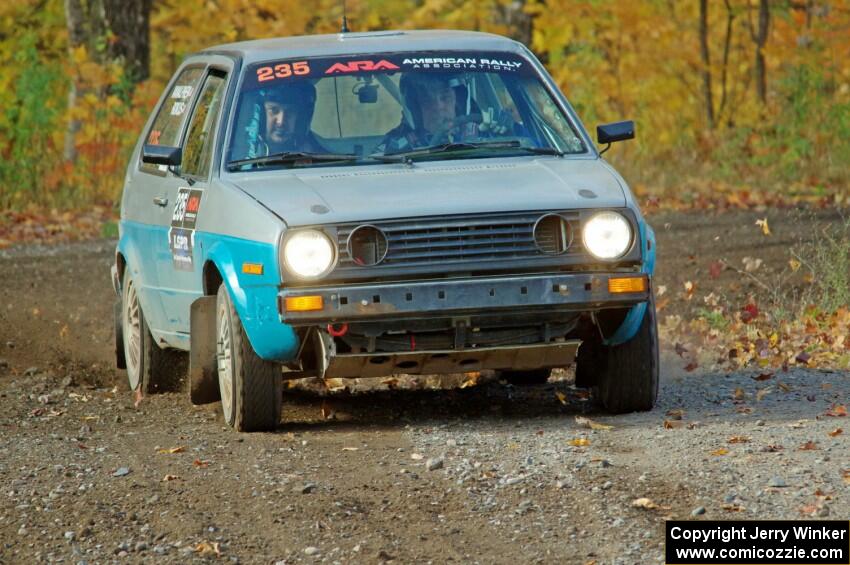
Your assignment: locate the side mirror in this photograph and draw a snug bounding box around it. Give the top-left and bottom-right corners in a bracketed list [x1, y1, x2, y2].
[142, 144, 182, 166]
[596, 120, 635, 145]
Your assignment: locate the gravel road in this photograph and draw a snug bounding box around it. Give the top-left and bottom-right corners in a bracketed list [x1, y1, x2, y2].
[0, 210, 847, 564]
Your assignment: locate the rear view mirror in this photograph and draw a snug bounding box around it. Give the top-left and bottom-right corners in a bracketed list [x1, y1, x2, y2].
[597, 121, 635, 145]
[356, 84, 378, 104]
[142, 144, 182, 166]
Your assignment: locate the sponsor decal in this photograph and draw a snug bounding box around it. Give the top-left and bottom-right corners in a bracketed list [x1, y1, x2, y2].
[171, 187, 203, 230]
[324, 60, 400, 74]
[170, 85, 194, 99]
[401, 57, 523, 71]
[168, 227, 195, 271]
[147, 129, 162, 145]
[256, 61, 310, 83]
[170, 101, 187, 116]
[169, 187, 204, 270]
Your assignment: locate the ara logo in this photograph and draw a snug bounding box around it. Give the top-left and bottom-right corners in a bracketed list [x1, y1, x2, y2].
[325, 60, 400, 74]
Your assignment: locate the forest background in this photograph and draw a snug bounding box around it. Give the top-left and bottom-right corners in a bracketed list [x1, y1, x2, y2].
[0, 0, 848, 213]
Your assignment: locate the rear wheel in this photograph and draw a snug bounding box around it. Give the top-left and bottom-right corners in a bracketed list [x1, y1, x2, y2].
[121, 274, 184, 394]
[216, 284, 282, 432]
[591, 299, 659, 414]
[499, 368, 551, 386]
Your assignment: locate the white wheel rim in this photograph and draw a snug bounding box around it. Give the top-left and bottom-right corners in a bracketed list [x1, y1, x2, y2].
[124, 280, 142, 390]
[217, 303, 234, 421]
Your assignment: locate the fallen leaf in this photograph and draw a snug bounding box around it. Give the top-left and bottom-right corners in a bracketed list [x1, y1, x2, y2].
[778, 382, 792, 392]
[843, 470, 850, 485]
[575, 416, 613, 431]
[788, 258, 801, 272]
[728, 436, 750, 444]
[755, 218, 771, 236]
[162, 474, 181, 482]
[756, 387, 772, 402]
[555, 391, 568, 405]
[663, 420, 684, 429]
[721, 504, 745, 512]
[194, 541, 221, 557]
[631, 497, 658, 509]
[568, 438, 590, 447]
[156, 446, 186, 454]
[742, 257, 762, 272]
[763, 444, 783, 452]
[683, 281, 695, 299]
[799, 503, 819, 516]
[798, 441, 818, 451]
[656, 285, 667, 297]
[752, 372, 773, 381]
[733, 388, 746, 401]
[59, 324, 69, 339]
[192, 459, 210, 468]
[342, 447, 359, 451]
[741, 303, 759, 323]
[825, 404, 847, 417]
[711, 448, 729, 456]
[684, 361, 699, 372]
[828, 428, 842, 437]
[735, 406, 753, 414]
[460, 372, 480, 388]
[666, 408, 684, 419]
[708, 260, 724, 279]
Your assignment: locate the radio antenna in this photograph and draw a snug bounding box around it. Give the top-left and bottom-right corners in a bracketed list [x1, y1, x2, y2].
[340, 0, 350, 33]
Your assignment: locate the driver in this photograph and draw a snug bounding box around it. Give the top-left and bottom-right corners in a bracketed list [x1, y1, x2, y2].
[259, 82, 326, 154]
[379, 72, 474, 153]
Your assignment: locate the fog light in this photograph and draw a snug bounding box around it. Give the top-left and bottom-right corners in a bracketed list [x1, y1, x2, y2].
[284, 295, 324, 312]
[608, 276, 647, 294]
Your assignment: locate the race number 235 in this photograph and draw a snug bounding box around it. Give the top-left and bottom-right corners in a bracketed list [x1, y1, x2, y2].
[257, 61, 310, 82]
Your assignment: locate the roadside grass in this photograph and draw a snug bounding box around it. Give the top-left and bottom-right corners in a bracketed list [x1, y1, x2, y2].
[662, 213, 850, 372]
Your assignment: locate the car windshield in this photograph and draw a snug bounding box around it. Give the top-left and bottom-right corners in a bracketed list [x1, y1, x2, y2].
[226, 51, 586, 170]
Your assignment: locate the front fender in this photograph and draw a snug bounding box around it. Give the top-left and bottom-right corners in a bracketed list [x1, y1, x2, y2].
[604, 220, 656, 346]
[200, 233, 299, 361]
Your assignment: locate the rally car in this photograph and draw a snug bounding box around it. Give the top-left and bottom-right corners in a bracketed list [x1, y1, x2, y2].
[112, 30, 658, 431]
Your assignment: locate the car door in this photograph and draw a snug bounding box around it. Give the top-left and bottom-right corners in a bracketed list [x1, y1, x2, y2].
[124, 64, 206, 339]
[157, 65, 231, 333]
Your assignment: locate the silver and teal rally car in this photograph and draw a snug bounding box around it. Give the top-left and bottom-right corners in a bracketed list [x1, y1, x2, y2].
[112, 30, 658, 431]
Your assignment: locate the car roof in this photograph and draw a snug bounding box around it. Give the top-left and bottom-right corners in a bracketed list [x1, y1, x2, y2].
[202, 30, 526, 65]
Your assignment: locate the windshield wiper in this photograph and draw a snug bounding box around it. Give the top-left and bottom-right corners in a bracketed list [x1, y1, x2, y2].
[371, 140, 564, 163]
[227, 151, 358, 170]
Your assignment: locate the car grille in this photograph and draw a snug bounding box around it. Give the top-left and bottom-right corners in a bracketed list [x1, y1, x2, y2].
[336, 211, 582, 269]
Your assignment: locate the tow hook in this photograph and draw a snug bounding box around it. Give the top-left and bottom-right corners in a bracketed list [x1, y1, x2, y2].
[327, 323, 349, 337]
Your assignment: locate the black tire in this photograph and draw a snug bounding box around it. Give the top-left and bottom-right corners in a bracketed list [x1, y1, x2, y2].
[114, 300, 127, 370]
[574, 337, 603, 389]
[595, 298, 659, 414]
[216, 284, 282, 432]
[499, 368, 551, 386]
[121, 274, 185, 394]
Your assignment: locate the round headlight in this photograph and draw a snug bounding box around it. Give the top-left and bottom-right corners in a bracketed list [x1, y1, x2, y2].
[582, 212, 632, 259]
[283, 230, 335, 279]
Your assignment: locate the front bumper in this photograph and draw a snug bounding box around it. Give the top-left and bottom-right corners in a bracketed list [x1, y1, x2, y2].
[279, 272, 649, 325]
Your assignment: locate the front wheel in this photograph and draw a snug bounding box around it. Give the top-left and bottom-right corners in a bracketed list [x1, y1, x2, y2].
[216, 284, 282, 432]
[577, 299, 659, 414]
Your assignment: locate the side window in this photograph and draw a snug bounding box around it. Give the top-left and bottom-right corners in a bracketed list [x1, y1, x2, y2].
[182, 73, 227, 179]
[141, 66, 205, 174]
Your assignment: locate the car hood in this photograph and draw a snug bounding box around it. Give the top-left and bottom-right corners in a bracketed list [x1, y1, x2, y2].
[230, 157, 626, 227]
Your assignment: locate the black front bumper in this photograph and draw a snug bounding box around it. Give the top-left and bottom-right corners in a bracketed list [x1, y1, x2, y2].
[279, 272, 649, 325]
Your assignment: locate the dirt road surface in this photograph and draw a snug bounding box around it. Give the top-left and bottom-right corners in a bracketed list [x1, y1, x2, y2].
[1, 210, 847, 564]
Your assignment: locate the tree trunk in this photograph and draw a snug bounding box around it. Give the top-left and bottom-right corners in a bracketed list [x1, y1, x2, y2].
[699, 0, 715, 129]
[717, 0, 736, 122]
[63, 0, 151, 163]
[754, 0, 770, 106]
[103, 0, 152, 82]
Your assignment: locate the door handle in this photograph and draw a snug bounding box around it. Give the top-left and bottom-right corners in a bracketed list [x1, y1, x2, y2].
[153, 196, 168, 207]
